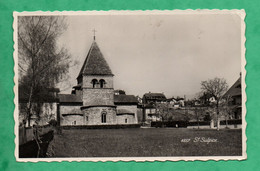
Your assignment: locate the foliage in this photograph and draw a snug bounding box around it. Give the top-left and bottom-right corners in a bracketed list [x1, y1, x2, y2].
[200, 77, 229, 130]
[201, 77, 228, 101]
[155, 103, 169, 122]
[48, 119, 58, 127]
[18, 16, 71, 126]
[219, 95, 234, 127]
[203, 112, 212, 122]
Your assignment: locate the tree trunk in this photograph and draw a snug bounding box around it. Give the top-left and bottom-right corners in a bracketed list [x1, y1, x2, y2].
[195, 108, 200, 129]
[225, 115, 228, 128]
[216, 100, 220, 130]
[26, 84, 34, 127]
[162, 117, 165, 128]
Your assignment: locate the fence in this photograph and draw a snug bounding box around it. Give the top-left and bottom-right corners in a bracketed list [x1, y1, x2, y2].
[61, 124, 141, 130]
[151, 119, 242, 128]
[19, 124, 53, 145]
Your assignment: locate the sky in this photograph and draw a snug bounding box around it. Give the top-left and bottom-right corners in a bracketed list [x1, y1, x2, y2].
[56, 12, 242, 99]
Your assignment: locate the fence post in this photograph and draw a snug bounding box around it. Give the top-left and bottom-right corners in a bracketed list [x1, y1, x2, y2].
[210, 119, 214, 129]
[22, 120, 27, 144]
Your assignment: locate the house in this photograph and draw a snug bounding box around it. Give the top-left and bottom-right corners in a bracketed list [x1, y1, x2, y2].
[224, 74, 242, 119]
[167, 98, 177, 108]
[198, 93, 212, 106]
[114, 89, 126, 95]
[142, 92, 167, 104]
[58, 38, 139, 126]
[175, 97, 185, 108]
[142, 92, 167, 122]
[167, 96, 185, 108]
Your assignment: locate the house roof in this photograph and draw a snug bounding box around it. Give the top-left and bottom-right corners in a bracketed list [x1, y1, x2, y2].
[143, 93, 166, 100]
[224, 76, 241, 97]
[114, 95, 138, 104]
[58, 94, 82, 103]
[167, 98, 177, 102]
[117, 109, 134, 114]
[77, 41, 113, 78]
[58, 94, 138, 104]
[73, 83, 82, 89]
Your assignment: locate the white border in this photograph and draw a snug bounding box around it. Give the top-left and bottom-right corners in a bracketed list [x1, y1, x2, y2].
[13, 10, 247, 162]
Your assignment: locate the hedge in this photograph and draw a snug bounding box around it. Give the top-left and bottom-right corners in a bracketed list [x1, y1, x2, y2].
[61, 124, 141, 129]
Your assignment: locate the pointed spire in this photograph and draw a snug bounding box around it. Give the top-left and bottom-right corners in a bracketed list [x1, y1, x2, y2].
[77, 40, 113, 79]
[92, 29, 97, 41]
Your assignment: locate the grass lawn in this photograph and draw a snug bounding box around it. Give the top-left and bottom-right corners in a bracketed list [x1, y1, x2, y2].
[48, 128, 242, 157]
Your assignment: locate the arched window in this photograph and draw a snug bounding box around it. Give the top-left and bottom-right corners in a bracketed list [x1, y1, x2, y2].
[101, 112, 107, 123]
[99, 79, 106, 88]
[91, 79, 98, 88]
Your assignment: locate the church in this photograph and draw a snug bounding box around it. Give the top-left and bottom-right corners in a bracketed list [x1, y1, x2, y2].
[57, 37, 139, 126]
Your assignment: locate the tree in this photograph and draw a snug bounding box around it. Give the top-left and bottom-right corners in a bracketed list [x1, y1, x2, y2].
[220, 95, 233, 128]
[194, 107, 203, 129]
[155, 102, 169, 126]
[18, 16, 71, 126]
[201, 77, 229, 130]
[203, 111, 212, 122]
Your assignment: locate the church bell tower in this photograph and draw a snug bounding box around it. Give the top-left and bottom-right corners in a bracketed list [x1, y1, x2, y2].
[77, 36, 116, 125]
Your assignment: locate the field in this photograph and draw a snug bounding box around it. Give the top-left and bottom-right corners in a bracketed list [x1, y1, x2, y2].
[47, 128, 242, 157]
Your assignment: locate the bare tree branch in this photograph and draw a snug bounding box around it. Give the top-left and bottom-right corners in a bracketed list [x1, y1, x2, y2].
[18, 16, 71, 127]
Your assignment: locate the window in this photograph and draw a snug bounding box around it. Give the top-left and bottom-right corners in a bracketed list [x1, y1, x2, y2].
[101, 112, 107, 123]
[91, 79, 98, 88]
[86, 116, 88, 122]
[125, 119, 127, 123]
[72, 121, 76, 125]
[99, 79, 106, 88]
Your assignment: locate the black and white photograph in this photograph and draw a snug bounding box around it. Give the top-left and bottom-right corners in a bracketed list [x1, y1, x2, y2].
[13, 10, 246, 161]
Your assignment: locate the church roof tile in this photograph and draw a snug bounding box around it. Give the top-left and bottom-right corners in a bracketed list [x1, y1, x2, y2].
[58, 94, 82, 103]
[77, 41, 113, 78]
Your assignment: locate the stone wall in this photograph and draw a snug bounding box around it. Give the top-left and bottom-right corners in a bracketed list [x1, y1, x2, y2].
[59, 104, 83, 126]
[59, 104, 139, 125]
[83, 106, 117, 125]
[60, 115, 84, 126]
[82, 88, 114, 106]
[116, 114, 135, 124]
[83, 75, 113, 88]
[116, 105, 138, 124]
[59, 105, 82, 115]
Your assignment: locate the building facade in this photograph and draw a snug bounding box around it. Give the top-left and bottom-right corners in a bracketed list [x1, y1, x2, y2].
[142, 92, 167, 122]
[224, 75, 242, 119]
[58, 40, 138, 126]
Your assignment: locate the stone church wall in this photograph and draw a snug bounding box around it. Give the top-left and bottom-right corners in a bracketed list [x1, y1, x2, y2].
[59, 105, 82, 115]
[82, 89, 114, 106]
[116, 115, 136, 124]
[83, 75, 113, 88]
[83, 106, 117, 125]
[116, 105, 138, 124]
[59, 104, 83, 126]
[60, 115, 84, 126]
